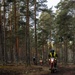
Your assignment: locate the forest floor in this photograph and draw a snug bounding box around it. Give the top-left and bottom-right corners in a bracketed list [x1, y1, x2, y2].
[0, 63, 75, 75]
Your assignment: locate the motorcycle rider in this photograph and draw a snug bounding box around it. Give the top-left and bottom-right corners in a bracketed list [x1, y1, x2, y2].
[33, 56, 36, 65]
[48, 49, 58, 69]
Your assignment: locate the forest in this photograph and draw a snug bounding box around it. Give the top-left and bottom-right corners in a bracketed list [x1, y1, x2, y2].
[0, 0, 75, 75]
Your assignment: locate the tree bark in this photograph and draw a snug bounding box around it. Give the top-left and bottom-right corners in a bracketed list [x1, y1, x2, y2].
[14, 0, 19, 63]
[9, 17, 14, 63]
[3, 0, 7, 64]
[34, 0, 37, 65]
[26, 0, 30, 65]
[0, 4, 4, 63]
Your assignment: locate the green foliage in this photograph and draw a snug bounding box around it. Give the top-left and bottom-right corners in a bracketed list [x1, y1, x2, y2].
[38, 8, 54, 48]
[55, 0, 75, 39]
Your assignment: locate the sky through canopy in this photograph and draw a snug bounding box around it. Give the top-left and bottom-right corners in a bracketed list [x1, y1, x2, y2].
[47, 0, 60, 12]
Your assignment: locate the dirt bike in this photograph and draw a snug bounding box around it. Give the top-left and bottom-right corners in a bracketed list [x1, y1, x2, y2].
[49, 57, 57, 73]
[39, 59, 43, 66]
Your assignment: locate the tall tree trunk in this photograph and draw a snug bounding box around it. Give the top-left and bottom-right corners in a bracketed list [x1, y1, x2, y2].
[0, 4, 3, 63]
[14, 0, 19, 63]
[64, 37, 68, 64]
[34, 0, 37, 65]
[26, 0, 30, 65]
[9, 17, 14, 63]
[3, 0, 7, 64]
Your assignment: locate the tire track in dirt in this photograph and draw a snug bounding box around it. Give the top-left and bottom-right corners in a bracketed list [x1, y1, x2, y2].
[41, 66, 75, 75]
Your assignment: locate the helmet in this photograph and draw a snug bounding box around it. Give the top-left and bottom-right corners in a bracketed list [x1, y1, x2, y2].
[50, 49, 54, 53]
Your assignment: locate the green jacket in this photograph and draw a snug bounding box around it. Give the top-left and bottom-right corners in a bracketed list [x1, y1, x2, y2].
[49, 52, 58, 59]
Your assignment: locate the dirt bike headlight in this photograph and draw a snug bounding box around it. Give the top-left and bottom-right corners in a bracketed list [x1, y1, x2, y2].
[51, 58, 54, 63]
[51, 59, 54, 62]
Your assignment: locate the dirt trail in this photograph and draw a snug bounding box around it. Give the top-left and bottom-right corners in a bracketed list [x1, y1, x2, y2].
[0, 65, 75, 75]
[41, 65, 75, 75]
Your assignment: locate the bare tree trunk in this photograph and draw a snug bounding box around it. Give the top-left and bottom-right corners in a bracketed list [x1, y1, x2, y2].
[64, 37, 68, 64]
[26, 0, 30, 65]
[3, 0, 7, 64]
[9, 17, 14, 63]
[34, 0, 37, 65]
[0, 4, 3, 63]
[14, 0, 19, 63]
[42, 45, 44, 63]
